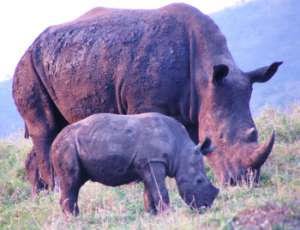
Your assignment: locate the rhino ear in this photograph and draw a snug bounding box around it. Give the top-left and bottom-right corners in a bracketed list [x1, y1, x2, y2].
[213, 64, 229, 84]
[194, 137, 215, 155]
[247, 61, 283, 83]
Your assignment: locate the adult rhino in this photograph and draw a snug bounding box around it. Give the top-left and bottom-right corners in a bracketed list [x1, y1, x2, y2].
[13, 3, 281, 188]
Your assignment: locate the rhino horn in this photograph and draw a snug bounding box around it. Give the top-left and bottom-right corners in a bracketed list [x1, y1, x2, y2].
[250, 131, 275, 169]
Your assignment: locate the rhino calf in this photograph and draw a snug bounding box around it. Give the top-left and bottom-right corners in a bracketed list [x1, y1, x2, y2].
[51, 113, 219, 215]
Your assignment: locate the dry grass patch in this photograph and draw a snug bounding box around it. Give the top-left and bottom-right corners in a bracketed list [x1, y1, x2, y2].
[0, 106, 300, 229]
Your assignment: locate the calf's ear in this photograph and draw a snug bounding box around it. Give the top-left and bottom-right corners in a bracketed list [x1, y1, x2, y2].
[247, 61, 283, 83]
[194, 137, 215, 155]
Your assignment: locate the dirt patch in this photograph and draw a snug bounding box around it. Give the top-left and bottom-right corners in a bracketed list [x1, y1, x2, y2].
[231, 202, 300, 229]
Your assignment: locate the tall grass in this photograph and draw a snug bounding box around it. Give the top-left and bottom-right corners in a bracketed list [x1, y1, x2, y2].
[0, 106, 299, 229]
[256, 104, 300, 143]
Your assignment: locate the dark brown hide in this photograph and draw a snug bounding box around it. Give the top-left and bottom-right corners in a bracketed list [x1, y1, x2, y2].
[12, 3, 281, 187]
[25, 149, 48, 195]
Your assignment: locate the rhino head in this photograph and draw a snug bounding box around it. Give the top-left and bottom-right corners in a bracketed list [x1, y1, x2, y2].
[176, 138, 219, 209]
[198, 62, 282, 185]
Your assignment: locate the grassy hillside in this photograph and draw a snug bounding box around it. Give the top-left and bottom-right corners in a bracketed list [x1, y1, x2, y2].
[0, 79, 23, 137]
[0, 106, 299, 229]
[212, 0, 300, 113]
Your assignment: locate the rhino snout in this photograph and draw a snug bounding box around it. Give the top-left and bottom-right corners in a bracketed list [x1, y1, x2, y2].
[199, 184, 219, 208]
[208, 184, 219, 205]
[181, 183, 219, 210]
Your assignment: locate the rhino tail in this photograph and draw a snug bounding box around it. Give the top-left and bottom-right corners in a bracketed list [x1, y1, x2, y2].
[24, 123, 29, 139]
[50, 163, 55, 191]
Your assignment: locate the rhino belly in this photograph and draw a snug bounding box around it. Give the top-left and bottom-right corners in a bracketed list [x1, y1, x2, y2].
[79, 155, 139, 186]
[75, 116, 141, 186]
[53, 81, 118, 123]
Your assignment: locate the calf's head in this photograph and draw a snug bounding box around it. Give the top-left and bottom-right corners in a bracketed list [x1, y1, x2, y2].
[198, 62, 282, 185]
[176, 138, 219, 209]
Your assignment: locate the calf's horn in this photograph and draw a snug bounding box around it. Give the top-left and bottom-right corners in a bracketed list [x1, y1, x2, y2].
[250, 131, 275, 169]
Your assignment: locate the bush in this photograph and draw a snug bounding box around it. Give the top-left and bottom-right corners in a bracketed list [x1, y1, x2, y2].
[255, 104, 300, 143]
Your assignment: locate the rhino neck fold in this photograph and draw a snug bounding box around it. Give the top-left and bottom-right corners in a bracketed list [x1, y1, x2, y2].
[173, 142, 194, 180]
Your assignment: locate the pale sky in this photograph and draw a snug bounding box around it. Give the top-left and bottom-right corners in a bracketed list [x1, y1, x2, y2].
[0, 0, 251, 81]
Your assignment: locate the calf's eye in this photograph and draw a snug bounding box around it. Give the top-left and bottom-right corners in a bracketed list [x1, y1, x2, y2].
[196, 178, 203, 184]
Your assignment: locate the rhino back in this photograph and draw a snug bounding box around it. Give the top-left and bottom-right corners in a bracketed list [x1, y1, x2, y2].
[67, 113, 179, 185]
[31, 6, 191, 124]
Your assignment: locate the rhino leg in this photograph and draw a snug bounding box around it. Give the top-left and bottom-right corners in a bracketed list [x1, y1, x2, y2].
[25, 149, 48, 196]
[52, 141, 86, 217]
[60, 185, 81, 217]
[143, 187, 156, 214]
[30, 134, 57, 190]
[139, 162, 170, 214]
[13, 51, 67, 189]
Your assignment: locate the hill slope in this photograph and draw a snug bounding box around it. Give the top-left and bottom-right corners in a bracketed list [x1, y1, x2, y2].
[212, 0, 300, 112]
[0, 79, 23, 137]
[0, 0, 299, 137]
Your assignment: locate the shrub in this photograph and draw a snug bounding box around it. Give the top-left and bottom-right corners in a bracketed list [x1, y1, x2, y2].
[255, 104, 300, 143]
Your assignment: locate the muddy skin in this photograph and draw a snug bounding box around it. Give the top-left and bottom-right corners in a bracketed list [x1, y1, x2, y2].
[51, 113, 219, 215]
[13, 3, 282, 189]
[25, 149, 48, 195]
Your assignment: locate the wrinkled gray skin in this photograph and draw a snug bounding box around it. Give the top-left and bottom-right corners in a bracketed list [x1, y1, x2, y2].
[51, 113, 219, 215]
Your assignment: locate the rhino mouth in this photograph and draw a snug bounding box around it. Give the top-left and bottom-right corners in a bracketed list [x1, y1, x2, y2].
[187, 187, 219, 210]
[189, 200, 214, 212]
[208, 131, 275, 185]
[223, 168, 261, 186]
[189, 200, 209, 210]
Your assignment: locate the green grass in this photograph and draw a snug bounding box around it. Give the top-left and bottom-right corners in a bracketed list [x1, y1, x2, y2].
[0, 106, 300, 229]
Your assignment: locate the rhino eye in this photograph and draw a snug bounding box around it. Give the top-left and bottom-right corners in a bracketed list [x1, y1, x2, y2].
[196, 178, 204, 184]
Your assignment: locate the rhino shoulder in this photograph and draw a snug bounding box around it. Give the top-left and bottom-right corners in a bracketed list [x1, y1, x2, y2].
[76, 7, 118, 21]
[161, 3, 206, 20]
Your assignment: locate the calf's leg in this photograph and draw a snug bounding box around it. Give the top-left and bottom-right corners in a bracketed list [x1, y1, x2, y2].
[143, 187, 156, 214]
[60, 184, 81, 216]
[52, 143, 86, 216]
[140, 162, 170, 214]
